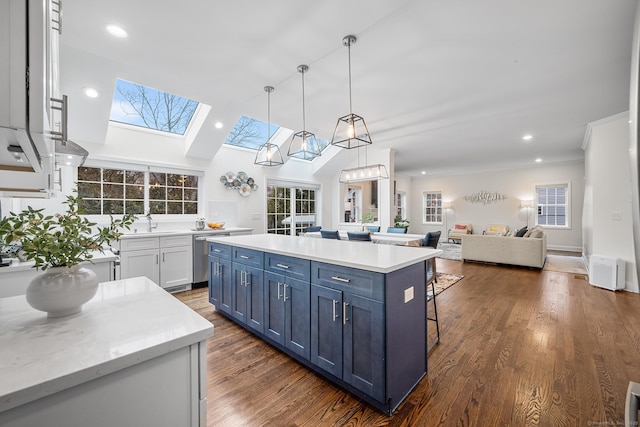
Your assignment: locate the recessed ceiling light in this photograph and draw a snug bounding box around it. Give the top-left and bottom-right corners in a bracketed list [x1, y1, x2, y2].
[522, 134, 533, 141]
[421, 171, 426, 175]
[106, 25, 128, 38]
[82, 87, 100, 98]
[535, 158, 542, 163]
[214, 122, 224, 129]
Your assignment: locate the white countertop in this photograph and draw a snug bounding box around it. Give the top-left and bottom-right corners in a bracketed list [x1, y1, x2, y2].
[119, 227, 253, 239]
[207, 234, 440, 273]
[0, 276, 213, 413]
[0, 250, 117, 274]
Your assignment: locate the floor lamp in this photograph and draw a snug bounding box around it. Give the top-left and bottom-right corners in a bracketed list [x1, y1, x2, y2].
[442, 202, 452, 236]
[520, 200, 533, 228]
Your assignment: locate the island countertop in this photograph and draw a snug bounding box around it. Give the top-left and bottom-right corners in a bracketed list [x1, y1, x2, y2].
[206, 233, 440, 273]
[0, 276, 213, 414]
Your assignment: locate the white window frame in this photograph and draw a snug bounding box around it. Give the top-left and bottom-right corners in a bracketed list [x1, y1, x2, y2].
[534, 182, 571, 229]
[76, 159, 204, 220]
[422, 190, 443, 225]
[396, 191, 407, 220]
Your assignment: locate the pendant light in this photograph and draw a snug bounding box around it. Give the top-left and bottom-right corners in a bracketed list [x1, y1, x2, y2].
[339, 146, 388, 183]
[288, 65, 322, 160]
[255, 86, 284, 167]
[331, 35, 372, 149]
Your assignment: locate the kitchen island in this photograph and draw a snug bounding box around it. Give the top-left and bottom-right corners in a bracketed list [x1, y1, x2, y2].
[0, 276, 213, 427]
[205, 233, 440, 414]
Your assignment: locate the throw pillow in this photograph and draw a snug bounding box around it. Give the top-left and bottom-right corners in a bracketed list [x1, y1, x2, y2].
[529, 228, 544, 238]
[454, 224, 467, 230]
[495, 230, 505, 236]
[515, 226, 528, 237]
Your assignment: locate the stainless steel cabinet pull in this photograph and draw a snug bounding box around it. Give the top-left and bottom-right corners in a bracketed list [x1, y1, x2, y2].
[276, 282, 282, 300]
[332, 299, 338, 322]
[162, 253, 165, 262]
[331, 276, 350, 283]
[276, 263, 290, 269]
[213, 249, 221, 253]
[155, 254, 159, 264]
[245, 271, 251, 286]
[343, 302, 349, 325]
[283, 284, 288, 302]
[240, 255, 250, 259]
[240, 270, 244, 286]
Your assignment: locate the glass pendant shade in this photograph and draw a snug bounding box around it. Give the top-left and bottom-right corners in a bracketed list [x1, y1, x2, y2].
[288, 65, 321, 160]
[331, 35, 372, 150]
[255, 86, 284, 167]
[332, 113, 372, 149]
[339, 164, 389, 183]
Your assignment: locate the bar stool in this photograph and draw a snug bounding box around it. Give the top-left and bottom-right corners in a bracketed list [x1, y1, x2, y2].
[426, 257, 440, 354]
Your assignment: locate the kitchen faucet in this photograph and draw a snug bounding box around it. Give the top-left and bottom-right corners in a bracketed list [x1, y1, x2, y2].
[146, 211, 157, 232]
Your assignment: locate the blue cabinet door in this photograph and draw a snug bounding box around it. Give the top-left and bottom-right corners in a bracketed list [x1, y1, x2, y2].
[343, 293, 385, 402]
[264, 271, 285, 345]
[208, 256, 219, 306]
[311, 284, 343, 378]
[232, 263, 263, 333]
[209, 256, 232, 315]
[245, 264, 264, 334]
[284, 276, 310, 360]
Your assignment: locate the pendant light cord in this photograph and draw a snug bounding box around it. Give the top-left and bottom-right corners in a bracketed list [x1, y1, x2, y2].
[267, 89, 271, 140]
[302, 69, 306, 131]
[348, 39, 353, 115]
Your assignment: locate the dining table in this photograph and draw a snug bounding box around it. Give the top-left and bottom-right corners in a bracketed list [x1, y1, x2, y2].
[303, 230, 425, 247]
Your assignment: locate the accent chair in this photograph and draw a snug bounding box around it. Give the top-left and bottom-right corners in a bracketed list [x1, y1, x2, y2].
[423, 231, 442, 248]
[367, 226, 380, 232]
[307, 226, 322, 232]
[387, 227, 408, 234]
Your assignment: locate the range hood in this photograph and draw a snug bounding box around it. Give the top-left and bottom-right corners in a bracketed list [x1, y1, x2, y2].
[55, 140, 88, 167]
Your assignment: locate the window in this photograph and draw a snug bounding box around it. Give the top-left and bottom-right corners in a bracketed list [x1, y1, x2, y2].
[110, 79, 199, 135]
[224, 116, 280, 150]
[77, 166, 200, 216]
[422, 191, 442, 224]
[266, 182, 319, 235]
[535, 183, 569, 227]
[396, 191, 406, 220]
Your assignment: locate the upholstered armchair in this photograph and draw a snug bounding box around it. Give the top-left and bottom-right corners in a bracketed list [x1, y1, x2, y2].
[448, 223, 472, 243]
[483, 224, 509, 236]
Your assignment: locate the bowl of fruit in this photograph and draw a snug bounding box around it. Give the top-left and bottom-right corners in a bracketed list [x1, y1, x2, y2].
[207, 222, 225, 229]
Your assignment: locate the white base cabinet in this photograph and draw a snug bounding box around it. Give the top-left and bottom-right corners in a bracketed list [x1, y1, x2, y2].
[119, 235, 193, 291]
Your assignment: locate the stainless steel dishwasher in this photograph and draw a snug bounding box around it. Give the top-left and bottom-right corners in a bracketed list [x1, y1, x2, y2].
[193, 233, 229, 284]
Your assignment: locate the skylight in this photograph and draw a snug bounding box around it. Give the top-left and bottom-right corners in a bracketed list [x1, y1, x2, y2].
[224, 116, 331, 161]
[224, 116, 281, 150]
[110, 79, 199, 136]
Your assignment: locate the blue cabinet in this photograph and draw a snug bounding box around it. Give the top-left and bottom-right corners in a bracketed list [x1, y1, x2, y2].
[232, 263, 264, 334]
[310, 262, 385, 401]
[264, 254, 311, 360]
[208, 243, 232, 315]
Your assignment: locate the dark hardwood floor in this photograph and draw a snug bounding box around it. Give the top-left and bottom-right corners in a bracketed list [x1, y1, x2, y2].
[175, 258, 640, 426]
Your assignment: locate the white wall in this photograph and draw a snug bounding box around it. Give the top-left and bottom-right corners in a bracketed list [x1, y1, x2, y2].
[408, 162, 585, 251]
[583, 113, 638, 292]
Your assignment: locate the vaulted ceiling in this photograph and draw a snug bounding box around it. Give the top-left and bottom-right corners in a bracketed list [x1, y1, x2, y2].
[60, 0, 637, 177]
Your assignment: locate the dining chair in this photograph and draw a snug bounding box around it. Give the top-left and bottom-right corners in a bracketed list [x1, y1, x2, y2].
[386, 227, 408, 234]
[320, 230, 340, 240]
[367, 226, 380, 232]
[347, 231, 372, 241]
[423, 231, 441, 248]
[307, 226, 322, 232]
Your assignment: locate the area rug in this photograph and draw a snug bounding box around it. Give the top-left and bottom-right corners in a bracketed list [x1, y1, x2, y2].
[437, 242, 462, 260]
[543, 254, 588, 274]
[431, 272, 464, 296]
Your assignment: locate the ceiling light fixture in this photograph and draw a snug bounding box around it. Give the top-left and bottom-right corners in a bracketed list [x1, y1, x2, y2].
[106, 25, 128, 38]
[82, 87, 100, 98]
[339, 145, 389, 183]
[331, 35, 372, 150]
[214, 122, 224, 129]
[288, 65, 321, 160]
[522, 134, 533, 141]
[254, 86, 284, 167]
[535, 158, 542, 163]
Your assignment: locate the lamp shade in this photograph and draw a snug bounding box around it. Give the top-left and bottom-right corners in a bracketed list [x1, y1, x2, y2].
[288, 130, 322, 160]
[442, 202, 452, 210]
[255, 142, 284, 166]
[331, 113, 372, 149]
[520, 200, 533, 208]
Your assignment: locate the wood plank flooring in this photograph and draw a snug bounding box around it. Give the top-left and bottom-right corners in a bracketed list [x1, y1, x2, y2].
[175, 259, 640, 426]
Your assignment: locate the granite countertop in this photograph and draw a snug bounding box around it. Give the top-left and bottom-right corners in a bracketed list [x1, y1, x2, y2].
[206, 233, 440, 273]
[0, 276, 214, 413]
[0, 250, 118, 274]
[119, 227, 253, 239]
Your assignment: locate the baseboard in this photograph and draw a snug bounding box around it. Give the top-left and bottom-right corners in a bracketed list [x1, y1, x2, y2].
[547, 244, 582, 253]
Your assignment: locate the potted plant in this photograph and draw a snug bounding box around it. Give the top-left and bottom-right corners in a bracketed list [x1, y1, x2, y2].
[0, 193, 136, 317]
[394, 215, 410, 229]
[361, 211, 375, 232]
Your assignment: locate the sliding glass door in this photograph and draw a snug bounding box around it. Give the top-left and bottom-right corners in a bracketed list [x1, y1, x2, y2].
[266, 182, 319, 235]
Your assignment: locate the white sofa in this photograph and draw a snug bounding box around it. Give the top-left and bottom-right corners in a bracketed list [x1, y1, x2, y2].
[461, 233, 547, 268]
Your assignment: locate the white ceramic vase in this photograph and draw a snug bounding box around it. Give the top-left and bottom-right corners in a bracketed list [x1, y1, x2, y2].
[26, 265, 99, 318]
